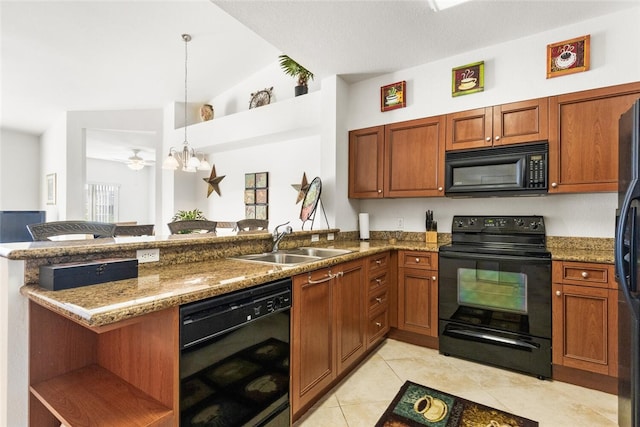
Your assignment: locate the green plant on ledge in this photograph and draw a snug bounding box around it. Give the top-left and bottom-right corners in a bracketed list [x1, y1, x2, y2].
[278, 54, 314, 96]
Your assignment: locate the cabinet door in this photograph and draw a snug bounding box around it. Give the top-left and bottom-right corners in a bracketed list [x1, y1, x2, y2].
[548, 82, 640, 193]
[291, 269, 335, 415]
[384, 116, 446, 197]
[552, 282, 618, 376]
[397, 267, 438, 337]
[348, 126, 384, 198]
[334, 259, 367, 374]
[445, 107, 492, 150]
[493, 98, 548, 146]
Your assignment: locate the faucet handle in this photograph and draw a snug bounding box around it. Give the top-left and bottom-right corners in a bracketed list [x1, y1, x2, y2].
[274, 221, 291, 235]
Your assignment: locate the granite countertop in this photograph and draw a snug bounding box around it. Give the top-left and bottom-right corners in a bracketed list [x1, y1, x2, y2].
[16, 232, 613, 329]
[20, 239, 441, 328]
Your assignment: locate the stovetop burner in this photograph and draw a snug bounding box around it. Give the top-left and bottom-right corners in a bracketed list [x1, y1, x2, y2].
[440, 215, 550, 258]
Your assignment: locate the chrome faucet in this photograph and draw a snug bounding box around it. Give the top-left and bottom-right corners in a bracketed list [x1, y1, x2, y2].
[272, 221, 293, 252]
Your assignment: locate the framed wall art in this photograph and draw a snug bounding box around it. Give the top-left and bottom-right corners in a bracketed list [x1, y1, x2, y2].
[244, 172, 269, 219]
[381, 81, 406, 112]
[46, 173, 56, 205]
[547, 34, 590, 78]
[452, 61, 484, 97]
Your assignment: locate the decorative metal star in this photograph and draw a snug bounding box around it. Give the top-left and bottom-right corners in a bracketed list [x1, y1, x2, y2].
[291, 172, 310, 204]
[203, 165, 225, 198]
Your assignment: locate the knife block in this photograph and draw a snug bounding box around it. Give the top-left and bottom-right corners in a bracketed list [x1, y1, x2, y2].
[425, 231, 438, 244]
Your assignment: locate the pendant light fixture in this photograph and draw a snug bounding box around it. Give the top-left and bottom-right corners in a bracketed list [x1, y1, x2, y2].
[163, 33, 209, 173]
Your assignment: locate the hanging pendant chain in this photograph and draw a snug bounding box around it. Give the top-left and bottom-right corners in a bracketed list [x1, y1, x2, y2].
[183, 34, 190, 146]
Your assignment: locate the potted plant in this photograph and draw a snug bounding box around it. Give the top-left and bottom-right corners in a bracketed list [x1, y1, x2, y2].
[171, 208, 207, 222]
[278, 54, 314, 97]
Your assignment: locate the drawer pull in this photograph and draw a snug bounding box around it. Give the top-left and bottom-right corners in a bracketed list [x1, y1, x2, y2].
[432, 276, 437, 281]
[307, 270, 343, 284]
[415, 258, 420, 263]
[375, 322, 382, 327]
[375, 297, 382, 303]
[376, 279, 382, 284]
[556, 290, 561, 296]
[581, 271, 589, 278]
[376, 260, 382, 265]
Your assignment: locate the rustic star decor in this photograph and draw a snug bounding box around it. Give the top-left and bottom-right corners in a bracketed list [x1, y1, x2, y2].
[291, 172, 310, 204]
[203, 165, 225, 198]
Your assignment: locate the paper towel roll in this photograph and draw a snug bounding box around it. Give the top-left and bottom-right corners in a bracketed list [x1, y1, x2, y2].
[359, 213, 370, 240]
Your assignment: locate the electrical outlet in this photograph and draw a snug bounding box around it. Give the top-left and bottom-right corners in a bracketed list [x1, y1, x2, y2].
[396, 217, 404, 229]
[137, 248, 160, 263]
[311, 234, 320, 242]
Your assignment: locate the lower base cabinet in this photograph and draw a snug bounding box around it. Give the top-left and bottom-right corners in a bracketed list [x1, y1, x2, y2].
[552, 261, 618, 382]
[397, 251, 438, 337]
[291, 259, 366, 417]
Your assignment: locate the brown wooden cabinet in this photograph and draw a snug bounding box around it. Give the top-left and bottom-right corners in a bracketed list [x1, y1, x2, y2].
[446, 98, 548, 151]
[366, 252, 391, 348]
[397, 251, 438, 337]
[552, 261, 618, 380]
[548, 82, 640, 193]
[28, 301, 177, 427]
[348, 115, 446, 198]
[291, 258, 365, 417]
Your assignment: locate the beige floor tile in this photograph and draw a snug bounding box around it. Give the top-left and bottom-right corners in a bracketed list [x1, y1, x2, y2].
[295, 338, 619, 427]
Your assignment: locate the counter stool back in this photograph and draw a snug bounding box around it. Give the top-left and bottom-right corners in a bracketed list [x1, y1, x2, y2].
[27, 221, 116, 241]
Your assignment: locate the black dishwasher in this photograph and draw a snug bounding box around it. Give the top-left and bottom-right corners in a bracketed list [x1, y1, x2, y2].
[180, 278, 291, 426]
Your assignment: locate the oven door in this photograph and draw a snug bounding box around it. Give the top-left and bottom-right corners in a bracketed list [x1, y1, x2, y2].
[438, 250, 551, 339]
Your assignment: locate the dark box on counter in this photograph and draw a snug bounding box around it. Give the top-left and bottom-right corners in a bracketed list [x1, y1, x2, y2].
[39, 258, 138, 291]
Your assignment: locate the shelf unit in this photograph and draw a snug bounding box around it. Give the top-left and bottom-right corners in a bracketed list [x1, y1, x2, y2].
[28, 301, 178, 427]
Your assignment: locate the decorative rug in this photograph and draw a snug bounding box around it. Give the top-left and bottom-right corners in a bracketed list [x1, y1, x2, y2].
[375, 381, 538, 427]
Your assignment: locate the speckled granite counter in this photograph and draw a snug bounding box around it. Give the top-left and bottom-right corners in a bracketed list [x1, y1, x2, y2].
[7, 231, 614, 329]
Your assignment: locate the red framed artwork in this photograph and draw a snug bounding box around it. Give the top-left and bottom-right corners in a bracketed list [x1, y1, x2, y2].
[546, 35, 590, 78]
[381, 81, 406, 112]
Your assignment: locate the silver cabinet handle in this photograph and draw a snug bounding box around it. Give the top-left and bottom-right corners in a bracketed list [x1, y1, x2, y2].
[438, 187, 443, 191]
[551, 182, 558, 188]
[415, 258, 420, 263]
[375, 322, 382, 327]
[378, 189, 382, 193]
[581, 271, 589, 278]
[307, 270, 343, 284]
[485, 137, 491, 142]
[376, 260, 382, 265]
[376, 278, 382, 284]
[432, 276, 437, 281]
[556, 290, 561, 296]
[375, 297, 382, 303]
[495, 135, 500, 141]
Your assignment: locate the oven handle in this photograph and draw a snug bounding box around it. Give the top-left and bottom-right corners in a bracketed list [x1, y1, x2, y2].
[439, 251, 550, 263]
[444, 327, 540, 350]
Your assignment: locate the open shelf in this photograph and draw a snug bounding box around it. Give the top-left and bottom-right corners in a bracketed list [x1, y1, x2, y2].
[30, 364, 172, 427]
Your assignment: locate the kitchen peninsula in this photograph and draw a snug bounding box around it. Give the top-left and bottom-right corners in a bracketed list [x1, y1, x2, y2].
[0, 230, 437, 426]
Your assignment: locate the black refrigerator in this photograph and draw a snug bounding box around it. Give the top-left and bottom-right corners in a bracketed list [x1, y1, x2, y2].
[616, 99, 640, 427]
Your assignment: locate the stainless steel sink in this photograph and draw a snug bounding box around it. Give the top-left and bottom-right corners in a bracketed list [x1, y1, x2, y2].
[230, 247, 352, 266]
[278, 247, 352, 258]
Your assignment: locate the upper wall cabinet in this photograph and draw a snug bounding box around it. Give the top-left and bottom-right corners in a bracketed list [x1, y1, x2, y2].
[349, 116, 446, 199]
[548, 82, 640, 193]
[445, 98, 549, 151]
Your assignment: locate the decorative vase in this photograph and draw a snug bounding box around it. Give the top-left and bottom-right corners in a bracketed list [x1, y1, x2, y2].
[295, 85, 308, 97]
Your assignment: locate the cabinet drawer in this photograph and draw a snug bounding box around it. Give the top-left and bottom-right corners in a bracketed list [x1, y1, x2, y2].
[368, 310, 389, 345]
[553, 261, 615, 289]
[400, 251, 436, 269]
[368, 252, 390, 275]
[368, 271, 388, 292]
[368, 287, 388, 314]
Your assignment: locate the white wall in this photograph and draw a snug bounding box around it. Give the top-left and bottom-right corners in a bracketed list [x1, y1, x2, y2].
[86, 158, 154, 225]
[40, 114, 68, 221]
[348, 7, 640, 238]
[0, 129, 40, 210]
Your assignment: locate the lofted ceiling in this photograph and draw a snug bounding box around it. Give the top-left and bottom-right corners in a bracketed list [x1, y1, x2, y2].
[2, 0, 637, 162]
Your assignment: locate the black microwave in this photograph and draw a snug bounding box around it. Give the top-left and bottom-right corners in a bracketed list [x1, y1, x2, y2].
[444, 142, 548, 197]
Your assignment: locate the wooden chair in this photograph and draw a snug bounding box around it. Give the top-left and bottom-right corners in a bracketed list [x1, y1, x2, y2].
[236, 219, 269, 232]
[27, 221, 116, 241]
[167, 220, 217, 235]
[114, 224, 155, 236]
[215, 221, 238, 232]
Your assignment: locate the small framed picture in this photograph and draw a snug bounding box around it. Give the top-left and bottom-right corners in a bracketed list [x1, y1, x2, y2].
[547, 35, 590, 78]
[245, 205, 256, 219]
[245, 173, 256, 189]
[452, 61, 484, 97]
[255, 172, 268, 188]
[46, 173, 56, 205]
[255, 188, 268, 204]
[244, 189, 255, 204]
[381, 81, 406, 112]
[255, 205, 268, 220]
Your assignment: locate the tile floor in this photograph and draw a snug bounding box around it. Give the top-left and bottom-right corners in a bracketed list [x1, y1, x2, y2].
[294, 339, 618, 427]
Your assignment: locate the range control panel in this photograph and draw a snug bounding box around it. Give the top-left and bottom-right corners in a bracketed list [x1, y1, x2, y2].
[451, 215, 546, 234]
